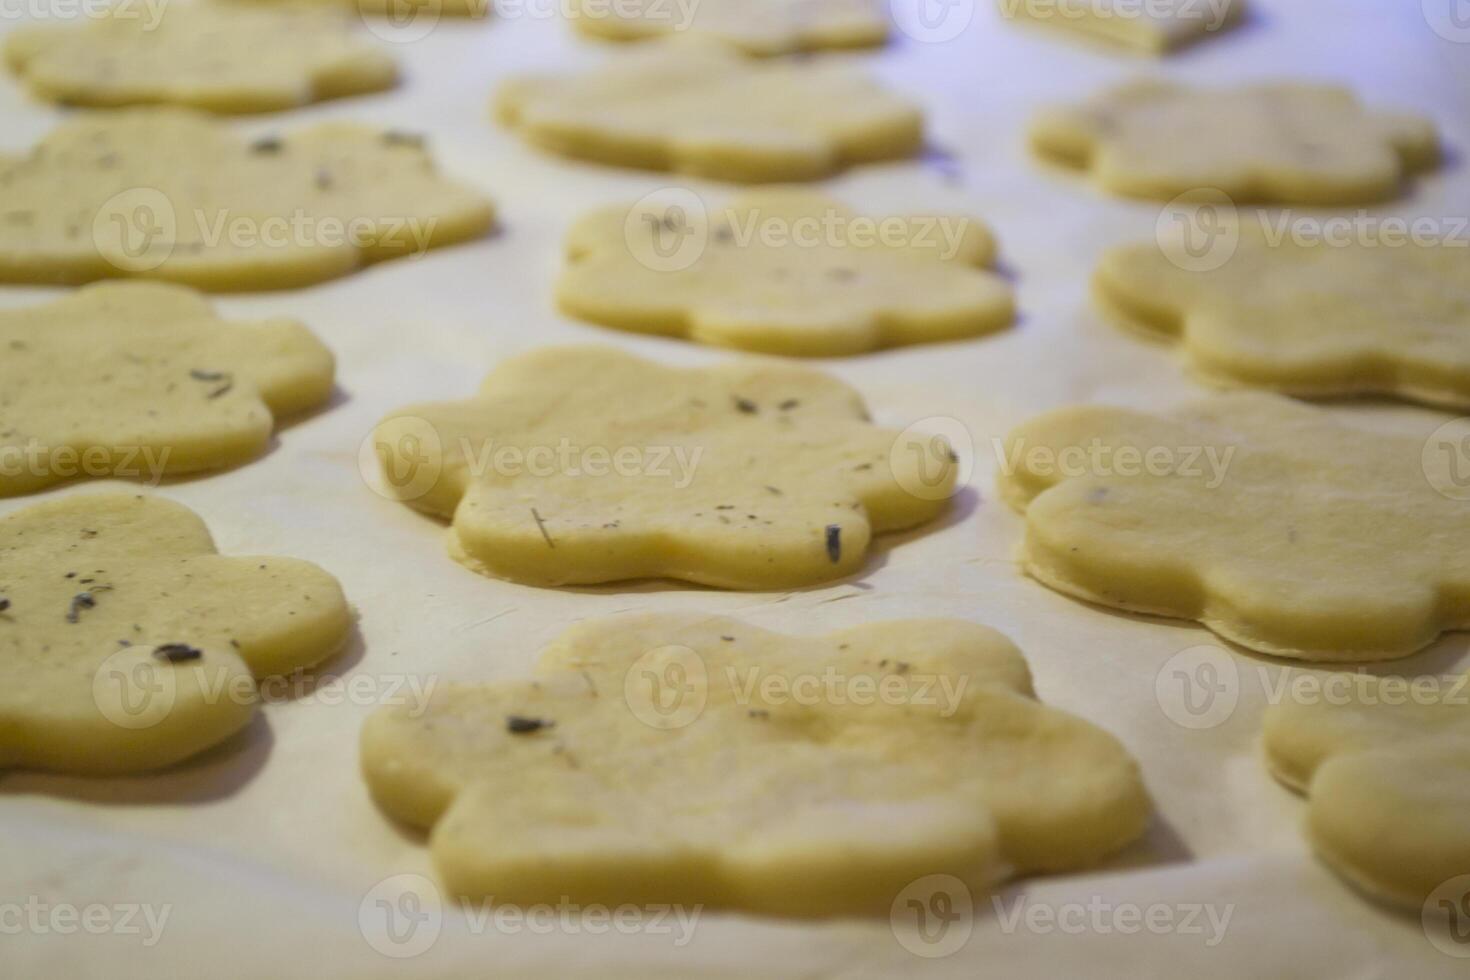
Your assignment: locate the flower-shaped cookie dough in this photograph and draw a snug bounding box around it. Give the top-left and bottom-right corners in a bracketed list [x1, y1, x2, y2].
[570, 0, 888, 56]
[998, 392, 1470, 661]
[361, 613, 1151, 913]
[1030, 81, 1439, 202]
[1263, 674, 1470, 907]
[557, 189, 1015, 356]
[372, 346, 957, 589]
[4, 4, 397, 113]
[1096, 225, 1470, 409]
[494, 40, 923, 182]
[0, 494, 351, 775]
[1000, 0, 1243, 53]
[0, 108, 494, 290]
[1, 282, 334, 497]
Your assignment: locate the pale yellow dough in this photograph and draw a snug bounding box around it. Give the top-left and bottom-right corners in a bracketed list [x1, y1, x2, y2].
[0, 282, 334, 496]
[495, 40, 923, 182]
[998, 392, 1470, 661]
[1000, 0, 1243, 53]
[1263, 675, 1470, 907]
[570, 0, 888, 56]
[372, 346, 957, 589]
[0, 108, 495, 290]
[0, 494, 350, 775]
[361, 612, 1151, 914]
[557, 189, 1015, 356]
[1096, 225, 1470, 409]
[4, 4, 397, 113]
[1031, 81, 1439, 202]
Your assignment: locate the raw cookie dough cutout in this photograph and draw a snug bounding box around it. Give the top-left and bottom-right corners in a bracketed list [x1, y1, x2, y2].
[495, 40, 924, 182]
[558, 188, 1015, 356]
[1263, 673, 1470, 907]
[999, 0, 1244, 53]
[0, 282, 334, 496]
[4, 3, 397, 113]
[569, 0, 888, 56]
[371, 346, 958, 589]
[1030, 81, 1439, 202]
[0, 494, 351, 775]
[1095, 224, 1470, 408]
[0, 108, 495, 290]
[361, 612, 1151, 914]
[998, 393, 1470, 661]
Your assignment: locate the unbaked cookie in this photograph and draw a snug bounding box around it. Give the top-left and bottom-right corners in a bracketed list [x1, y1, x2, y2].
[998, 392, 1470, 661]
[570, 0, 887, 56]
[1095, 224, 1470, 409]
[0, 108, 495, 290]
[1, 282, 334, 497]
[371, 345, 958, 588]
[495, 40, 923, 182]
[4, 4, 397, 113]
[1000, 0, 1243, 53]
[557, 188, 1014, 356]
[1263, 673, 1470, 907]
[1030, 81, 1439, 202]
[361, 612, 1151, 913]
[0, 493, 350, 775]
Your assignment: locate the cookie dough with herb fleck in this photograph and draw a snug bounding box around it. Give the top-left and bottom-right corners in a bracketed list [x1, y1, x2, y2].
[570, 0, 888, 56]
[1030, 81, 1438, 202]
[1095, 223, 1470, 409]
[1263, 674, 1470, 907]
[0, 494, 350, 775]
[0, 282, 333, 496]
[495, 40, 923, 182]
[0, 108, 494, 290]
[4, 4, 397, 113]
[999, 393, 1470, 661]
[371, 346, 957, 589]
[361, 612, 1151, 914]
[558, 189, 1014, 356]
